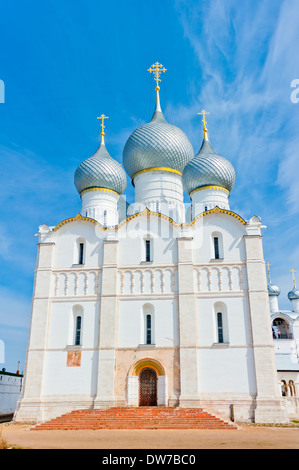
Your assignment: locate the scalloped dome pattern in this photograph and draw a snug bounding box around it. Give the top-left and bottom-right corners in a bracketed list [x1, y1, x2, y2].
[288, 287, 299, 300]
[123, 110, 194, 178]
[182, 139, 236, 195]
[74, 144, 127, 195]
[268, 282, 281, 296]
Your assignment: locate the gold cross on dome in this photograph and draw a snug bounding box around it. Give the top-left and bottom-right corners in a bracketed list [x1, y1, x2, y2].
[290, 268, 296, 287]
[148, 62, 167, 91]
[97, 114, 109, 143]
[266, 263, 271, 281]
[198, 109, 210, 139]
[198, 109, 210, 127]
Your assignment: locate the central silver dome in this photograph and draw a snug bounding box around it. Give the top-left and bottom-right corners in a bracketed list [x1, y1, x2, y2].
[182, 139, 236, 195]
[123, 107, 194, 179]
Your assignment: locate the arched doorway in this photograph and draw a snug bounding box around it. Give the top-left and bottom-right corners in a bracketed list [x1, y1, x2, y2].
[139, 368, 157, 406]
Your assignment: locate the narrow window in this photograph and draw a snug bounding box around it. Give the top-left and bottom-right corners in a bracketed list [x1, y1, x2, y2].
[145, 240, 151, 262]
[217, 312, 223, 343]
[205, 206, 208, 212]
[214, 237, 220, 259]
[79, 243, 84, 264]
[103, 210, 107, 226]
[75, 316, 82, 346]
[146, 314, 152, 344]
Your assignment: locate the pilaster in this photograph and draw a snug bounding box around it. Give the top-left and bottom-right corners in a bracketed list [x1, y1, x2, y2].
[244, 217, 288, 422]
[14, 242, 55, 422]
[177, 237, 200, 406]
[94, 239, 119, 408]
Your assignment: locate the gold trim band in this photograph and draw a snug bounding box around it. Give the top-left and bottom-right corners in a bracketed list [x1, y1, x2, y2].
[132, 359, 165, 376]
[190, 185, 229, 197]
[132, 167, 182, 180]
[80, 187, 119, 197]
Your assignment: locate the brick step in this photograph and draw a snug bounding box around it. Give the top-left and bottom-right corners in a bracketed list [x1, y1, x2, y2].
[33, 407, 237, 430]
[36, 422, 234, 429]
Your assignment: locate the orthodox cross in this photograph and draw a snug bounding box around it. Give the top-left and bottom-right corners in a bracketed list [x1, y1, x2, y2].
[198, 109, 210, 139]
[97, 114, 109, 144]
[290, 268, 296, 287]
[147, 62, 167, 91]
[266, 263, 271, 281]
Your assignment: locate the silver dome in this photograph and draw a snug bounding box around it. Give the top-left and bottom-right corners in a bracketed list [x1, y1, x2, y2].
[182, 139, 236, 195]
[288, 287, 299, 300]
[123, 108, 194, 179]
[267, 282, 281, 296]
[74, 143, 127, 195]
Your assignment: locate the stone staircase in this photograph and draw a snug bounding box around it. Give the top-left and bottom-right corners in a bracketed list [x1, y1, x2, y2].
[33, 407, 238, 430]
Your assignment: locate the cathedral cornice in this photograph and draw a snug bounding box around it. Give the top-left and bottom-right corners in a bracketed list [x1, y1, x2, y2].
[53, 206, 246, 233]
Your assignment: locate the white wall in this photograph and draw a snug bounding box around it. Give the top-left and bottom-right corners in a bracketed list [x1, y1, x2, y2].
[118, 299, 178, 348]
[197, 296, 251, 346]
[52, 223, 104, 269]
[47, 301, 99, 349]
[41, 300, 99, 397]
[192, 214, 246, 263]
[118, 215, 179, 266]
[197, 347, 256, 395]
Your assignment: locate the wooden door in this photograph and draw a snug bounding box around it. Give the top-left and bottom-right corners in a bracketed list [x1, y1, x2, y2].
[139, 368, 157, 406]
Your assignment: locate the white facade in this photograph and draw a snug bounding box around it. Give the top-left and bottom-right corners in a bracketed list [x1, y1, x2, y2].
[14, 206, 290, 424]
[14, 85, 292, 424]
[269, 292, 299, 418]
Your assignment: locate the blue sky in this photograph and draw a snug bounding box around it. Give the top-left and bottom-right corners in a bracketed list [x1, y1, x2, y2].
[0, 0, 299, 373]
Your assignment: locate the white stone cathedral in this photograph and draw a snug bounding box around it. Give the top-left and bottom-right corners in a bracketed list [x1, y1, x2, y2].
[15, 63, 295, 424]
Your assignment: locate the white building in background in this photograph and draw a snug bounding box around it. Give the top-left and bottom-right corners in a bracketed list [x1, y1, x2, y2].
[0, 371, 23, 417]
[15, 63, 295, 424]
[267, 267, 299, 418]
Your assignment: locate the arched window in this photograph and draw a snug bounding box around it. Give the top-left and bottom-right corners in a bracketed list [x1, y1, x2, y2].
[217, 312, 224, 343]
[289, 380, 296, 397]
[211, 232, 223, 260]
[79, 243, 84, 265]
[74, 238, 85, 265]
[71, 305, 83, 346]
[214, 302, 228, 344]
[272, 317, 293, 339]
[146, 314, 152, 345]
[214, 237, 220, 259]
[281, 380, 288, 396]
[75, 316, 82, 346]
[145, 240, 151, 262]
[142, 304, 154, 345]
